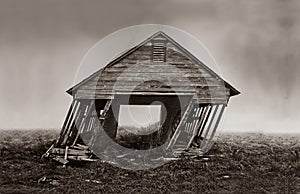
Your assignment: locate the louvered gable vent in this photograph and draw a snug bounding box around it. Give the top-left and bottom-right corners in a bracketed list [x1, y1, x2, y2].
[151, 36, 167, 62]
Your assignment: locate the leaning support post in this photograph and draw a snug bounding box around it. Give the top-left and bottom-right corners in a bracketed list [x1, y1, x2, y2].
[200, 104, 219, 150]
[198, 105, 212, 137]
[56, 100, 77, 146]
[72, 100, 95, 146]
[166, 99, 195, 150]
[41, 144, 54, 159]
[205, 104, 226, 150]
[60, 100, 75, 137]
[61, 101, 82, 146]
[186, 106, 206, 149]
[64, 146, 69, 160]
[195, 106, 207, 136]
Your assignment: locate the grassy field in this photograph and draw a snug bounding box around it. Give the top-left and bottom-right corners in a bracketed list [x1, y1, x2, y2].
[0, 129, 299, 193]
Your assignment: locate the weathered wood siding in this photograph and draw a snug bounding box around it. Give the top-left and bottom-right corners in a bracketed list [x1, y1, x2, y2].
[74, 35, 229, 104]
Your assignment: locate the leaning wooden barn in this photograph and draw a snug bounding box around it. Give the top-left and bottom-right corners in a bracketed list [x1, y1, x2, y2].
[44, 31, 240, 164]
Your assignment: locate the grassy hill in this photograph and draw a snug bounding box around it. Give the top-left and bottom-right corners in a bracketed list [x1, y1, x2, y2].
[0, 129, 299, 193]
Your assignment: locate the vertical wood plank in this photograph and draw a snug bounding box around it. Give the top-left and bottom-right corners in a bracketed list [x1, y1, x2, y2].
[198, 105, 212, 137]
[71, 100, 95, 146]
[166, 99, 195, 150]
[200, 104, 219, 149]
[205, 104, 226, 149]
[57, 100, 78, 146]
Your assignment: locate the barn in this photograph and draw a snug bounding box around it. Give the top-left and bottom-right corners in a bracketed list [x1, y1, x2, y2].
[44, 31, 240, 164]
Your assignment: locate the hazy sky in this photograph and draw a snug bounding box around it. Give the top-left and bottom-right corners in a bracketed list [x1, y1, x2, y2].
[118, 105, 161, 128]
[0, 0, 299, 133]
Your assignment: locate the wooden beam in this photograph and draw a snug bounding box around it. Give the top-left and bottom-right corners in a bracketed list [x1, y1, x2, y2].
[194, 106, 207, 136]
[67, 103, 89, 145]
[166, 98, 195, 150]
[72, 100, 95, 146]
[59, 99, 75, 138]
[49, 147, 90, 156]
[74, 93, 228, 104]
[64, 146, 69, 160]
[200, 105, 219, 150]
[114, 91, 196, 96]
[99, 99, 113, 122]
[62, 102, 83, 146]
[67, 155, 98, 162]
[198, 105, 212, 137]
[186, 106, 206, 149]
[64, 101, 79, 134]
[53, 156, 69, 165]
[57, 100, 79, 146]
[205, 104, 226, 150]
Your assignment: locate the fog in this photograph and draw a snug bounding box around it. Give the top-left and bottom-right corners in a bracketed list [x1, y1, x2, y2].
[0, 0, 299, 133]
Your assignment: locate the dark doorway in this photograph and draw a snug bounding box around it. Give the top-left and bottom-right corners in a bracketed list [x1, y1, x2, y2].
[110, 93, 194, 149]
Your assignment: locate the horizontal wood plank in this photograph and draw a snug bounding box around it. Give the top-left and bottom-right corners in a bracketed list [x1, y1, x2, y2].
[49, 148, 90, 156]
[72, 42, 232, 102]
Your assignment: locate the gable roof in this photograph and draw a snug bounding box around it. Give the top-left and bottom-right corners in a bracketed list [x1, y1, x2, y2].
[67, 31, 240, 97]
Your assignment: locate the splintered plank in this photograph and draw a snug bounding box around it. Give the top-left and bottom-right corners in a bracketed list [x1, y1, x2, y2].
[53, 156, 69, 165]
[71, 144, 89, 150]
[67, 156, 98, 162]
[49, 148, 91, 156]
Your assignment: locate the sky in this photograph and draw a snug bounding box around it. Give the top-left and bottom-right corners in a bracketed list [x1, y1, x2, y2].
[118, 105, 161, 128]
[0, 0, 299, 133]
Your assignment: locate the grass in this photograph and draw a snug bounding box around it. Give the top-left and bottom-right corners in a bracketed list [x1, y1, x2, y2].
[0, 129, 299, 193]
[116, 122, 162, 149]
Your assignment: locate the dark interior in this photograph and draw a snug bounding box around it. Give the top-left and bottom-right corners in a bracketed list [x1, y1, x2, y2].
[106, 94, 193, 150]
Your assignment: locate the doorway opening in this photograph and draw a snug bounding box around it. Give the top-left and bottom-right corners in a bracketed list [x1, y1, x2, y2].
[116, 105, 162, 149]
